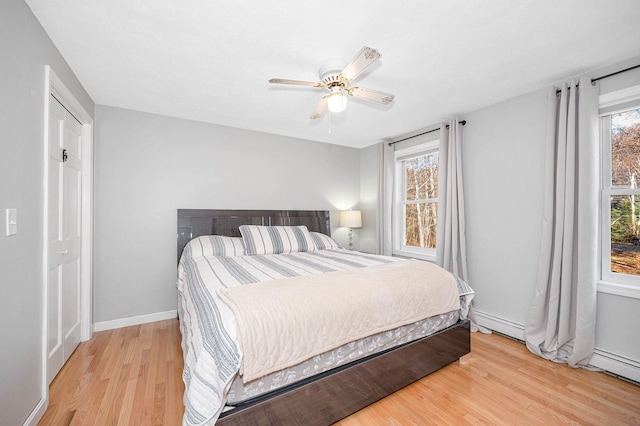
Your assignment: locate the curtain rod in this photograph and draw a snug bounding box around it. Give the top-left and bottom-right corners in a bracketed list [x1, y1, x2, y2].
[592, 63, 640, 85]
[388, 120, 467, 146]
[555, 63, 640, 94]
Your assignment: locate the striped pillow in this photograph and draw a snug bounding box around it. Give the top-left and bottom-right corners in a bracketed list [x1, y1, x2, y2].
[310, 232, 343, 250]
[239, 225, 318, 255]
[183, 235, 246, 258]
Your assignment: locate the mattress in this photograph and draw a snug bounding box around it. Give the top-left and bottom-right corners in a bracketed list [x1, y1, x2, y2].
[177, 235, 475, 425]
[226, 309, 459, 405]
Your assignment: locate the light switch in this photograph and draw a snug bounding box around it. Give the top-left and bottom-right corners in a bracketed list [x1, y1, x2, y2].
[6, 208, 17, 236]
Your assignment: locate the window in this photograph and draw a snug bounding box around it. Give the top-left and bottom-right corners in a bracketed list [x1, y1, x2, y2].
[600, 90, 640, 294]
[393, 140, 439, 261]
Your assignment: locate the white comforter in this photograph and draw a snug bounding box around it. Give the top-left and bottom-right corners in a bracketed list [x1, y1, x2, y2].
[217, 260, 460, 382]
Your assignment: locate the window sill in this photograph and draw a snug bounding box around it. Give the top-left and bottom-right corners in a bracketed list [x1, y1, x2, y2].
[597, 280, 640, 300]
[392, 250, 436, 263]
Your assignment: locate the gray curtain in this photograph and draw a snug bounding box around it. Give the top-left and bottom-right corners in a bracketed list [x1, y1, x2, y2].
[525, 76, 599, 367]
[377, 141, 394, 256]
[436, 119, 468, 281]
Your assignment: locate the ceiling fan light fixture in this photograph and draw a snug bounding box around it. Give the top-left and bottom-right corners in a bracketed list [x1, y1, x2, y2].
[327, 87, 347, 113]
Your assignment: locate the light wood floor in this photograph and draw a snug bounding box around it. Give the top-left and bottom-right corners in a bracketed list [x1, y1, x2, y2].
[39, 319, 640, 425]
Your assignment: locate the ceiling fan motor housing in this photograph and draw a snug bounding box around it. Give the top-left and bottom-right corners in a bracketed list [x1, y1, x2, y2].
[319, 62, 346, 87]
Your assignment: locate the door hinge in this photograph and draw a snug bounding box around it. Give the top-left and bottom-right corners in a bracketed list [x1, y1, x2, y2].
[62, 149, 68, 163]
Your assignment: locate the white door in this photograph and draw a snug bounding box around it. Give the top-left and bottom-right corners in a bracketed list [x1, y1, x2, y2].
[47, 95, 82, 384]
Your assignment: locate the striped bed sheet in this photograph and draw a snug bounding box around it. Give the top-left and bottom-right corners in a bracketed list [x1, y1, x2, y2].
[177, 247, 474, 426]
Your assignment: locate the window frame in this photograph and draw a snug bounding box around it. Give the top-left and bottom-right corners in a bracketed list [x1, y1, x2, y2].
[392, 140, 439, 262]
[598, 85, 640, 299]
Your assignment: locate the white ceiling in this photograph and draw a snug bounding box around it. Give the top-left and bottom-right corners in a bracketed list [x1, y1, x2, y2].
[25, 0, 640, 149]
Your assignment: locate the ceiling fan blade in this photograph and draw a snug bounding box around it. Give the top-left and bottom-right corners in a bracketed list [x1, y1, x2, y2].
[340, 46, 382, 82]
[347, 87, 395, 105]
[310, 96, 328, 119]
[269, 78, 325, 88]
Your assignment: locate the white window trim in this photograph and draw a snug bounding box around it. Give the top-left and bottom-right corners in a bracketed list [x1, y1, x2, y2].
[599, 84, 640, 299]
[392, 140, 439, 262]
[597, 280, 640, 299]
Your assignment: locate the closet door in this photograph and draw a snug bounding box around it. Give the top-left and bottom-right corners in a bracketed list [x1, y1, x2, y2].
[47, 95, 82, 384]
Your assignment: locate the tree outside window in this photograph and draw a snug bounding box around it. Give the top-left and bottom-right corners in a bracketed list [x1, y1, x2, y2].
[404, 153, 438, 249]
[607, 108, 640, 277]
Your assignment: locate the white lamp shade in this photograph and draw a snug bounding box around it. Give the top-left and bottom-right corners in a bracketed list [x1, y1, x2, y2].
[340, 210, 362, 228]
[327, 89, 347, 113]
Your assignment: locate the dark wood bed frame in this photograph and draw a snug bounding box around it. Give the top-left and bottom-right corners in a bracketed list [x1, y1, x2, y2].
[177, 209, 470, 426]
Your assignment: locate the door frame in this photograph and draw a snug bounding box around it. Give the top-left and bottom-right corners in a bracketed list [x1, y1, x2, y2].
[40, 64, 93, 404]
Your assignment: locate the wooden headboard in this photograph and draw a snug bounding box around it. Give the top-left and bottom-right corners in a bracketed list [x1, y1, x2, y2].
[177, 209, 331, 263]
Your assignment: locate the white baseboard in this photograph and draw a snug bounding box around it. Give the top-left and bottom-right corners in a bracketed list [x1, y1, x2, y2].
[473, 310, 525, 341]
[23, 396, 47, 426]
[473, 309, 640, 383]
[93, 310, 177, 332]
[591, 348, 640, 383]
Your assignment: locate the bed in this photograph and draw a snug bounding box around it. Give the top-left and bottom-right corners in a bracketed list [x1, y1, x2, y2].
[176, 209, 473, 426]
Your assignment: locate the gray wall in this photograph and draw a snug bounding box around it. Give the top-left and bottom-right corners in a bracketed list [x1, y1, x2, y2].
[463, 60, 640, 371]
[0, 1, 94, 424]
[359, 144, 379, 254]
[359, 57, 640, 376]
[463, 87, 547, 328]
[93, 106, 361, 323]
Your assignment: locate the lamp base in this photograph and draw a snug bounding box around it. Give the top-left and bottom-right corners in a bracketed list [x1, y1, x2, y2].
[348, 228, 354, 250]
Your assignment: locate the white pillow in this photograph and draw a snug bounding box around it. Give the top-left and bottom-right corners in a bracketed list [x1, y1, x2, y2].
[239, 225, 318, 255]
[310, 232, 343, 250]
[183, 235, 246, 258]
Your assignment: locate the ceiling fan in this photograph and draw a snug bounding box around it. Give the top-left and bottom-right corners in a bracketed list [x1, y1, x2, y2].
[269, 46, 395, 119]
